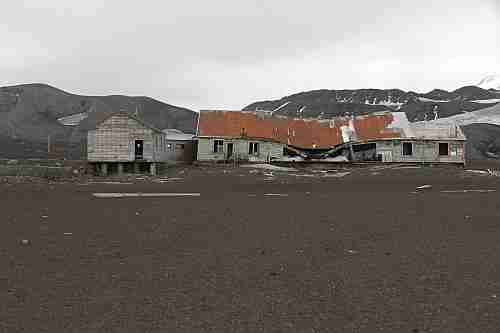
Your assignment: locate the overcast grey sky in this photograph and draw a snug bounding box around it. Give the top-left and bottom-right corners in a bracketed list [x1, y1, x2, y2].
[1, 0, 498, 110]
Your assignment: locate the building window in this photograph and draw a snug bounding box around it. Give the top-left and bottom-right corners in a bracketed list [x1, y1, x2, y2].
[167, 143, 172, 151]
[249, 142, 259, 155]
[214, 140, 224, 153]
[176, 144, 185, 150]
[439, 142, 449, 156]
[402, 142, 413, 156]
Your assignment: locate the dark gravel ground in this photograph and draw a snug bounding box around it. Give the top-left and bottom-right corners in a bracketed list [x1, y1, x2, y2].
[1, 164, 500, 332]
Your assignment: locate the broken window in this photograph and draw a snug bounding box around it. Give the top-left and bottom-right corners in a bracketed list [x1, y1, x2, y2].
[450, 143, 463, 157]
[249, 142, 259, 155]
[402, 142, 413, 156]
[213, 140, 224, 153]
[439, 142, 449, 156]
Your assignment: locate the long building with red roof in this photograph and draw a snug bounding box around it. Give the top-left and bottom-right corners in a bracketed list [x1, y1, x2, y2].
[196, 110, 465, 164]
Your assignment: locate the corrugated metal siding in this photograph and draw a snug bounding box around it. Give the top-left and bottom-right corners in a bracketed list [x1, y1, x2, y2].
[198, 111, 401, 149]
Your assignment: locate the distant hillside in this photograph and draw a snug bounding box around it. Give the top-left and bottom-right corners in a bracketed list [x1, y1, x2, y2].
[243, 86, 500, 122]
[0, 84, 198, 159]
[244, 86, 500, 161]
[462, 123, 500, 160]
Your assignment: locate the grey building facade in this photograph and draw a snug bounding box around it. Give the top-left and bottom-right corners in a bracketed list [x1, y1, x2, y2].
[87, 112, 169, 175]
[197, 137, 284, 162]
[350, 125, 466, 164]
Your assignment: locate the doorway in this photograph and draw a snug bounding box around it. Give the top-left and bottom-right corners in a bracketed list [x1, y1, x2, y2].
[135, 140, 144, 160]
[226, 143, 234, 160]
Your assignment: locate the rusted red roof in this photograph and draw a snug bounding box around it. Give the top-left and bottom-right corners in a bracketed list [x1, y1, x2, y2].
[197, 110, 406, 149]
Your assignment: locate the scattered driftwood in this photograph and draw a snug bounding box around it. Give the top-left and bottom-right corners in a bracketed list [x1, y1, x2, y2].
[241, 164, 297, 172]
[440, 189, 496, 193]
[416, 185, 432, 190]
[93, 193, 201, 198]
[465, 169, 490, 175]
[323, 172, 350, 178]
[153, 178, 183, 183]
[264, 193, 289, 197]
[487, 169, 500, 177]
[87, 181, 134, 185]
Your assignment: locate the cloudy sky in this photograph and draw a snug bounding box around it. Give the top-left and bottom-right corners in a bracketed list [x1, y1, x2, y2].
[1, 0, 498, 110]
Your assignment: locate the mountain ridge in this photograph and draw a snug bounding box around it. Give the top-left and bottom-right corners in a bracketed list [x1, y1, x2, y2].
[0, 83, 198, 159]
[243, 85, 500, 122]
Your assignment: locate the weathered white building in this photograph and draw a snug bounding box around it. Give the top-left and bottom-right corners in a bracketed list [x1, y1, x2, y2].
[196, 110, 285, 162]
[87, 112, 168, 175]
[197, 137, 284, 162]
[348, 120, 466, 164]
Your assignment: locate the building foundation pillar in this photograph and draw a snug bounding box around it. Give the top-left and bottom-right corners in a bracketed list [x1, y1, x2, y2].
[117, 163, 124, 176]
[101, 163, 108, 176]
[134, 163, 140, 174]
[150, 163, 157, 176]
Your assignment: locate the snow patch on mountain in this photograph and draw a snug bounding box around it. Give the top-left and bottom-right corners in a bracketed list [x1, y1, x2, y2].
[417, 97, 449, 103]
[413, 103, 500, 127]
[364, 100, 404, 109]
[477, 74, 500, 91]
[470, 99, 500, 104]
[57, 112, 89, 126]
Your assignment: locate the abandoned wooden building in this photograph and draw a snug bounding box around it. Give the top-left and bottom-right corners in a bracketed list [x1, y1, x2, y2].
[196, 110, 286, 162]
[196, 110, 466, 165]
[348, 134, 465, 164]
[87, 112, 169, 175]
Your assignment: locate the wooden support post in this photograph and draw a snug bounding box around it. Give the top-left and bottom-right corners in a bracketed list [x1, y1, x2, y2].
[150, 163, 157, 176]
[134, 163, 140, 174]
[349, 142, 355, 162]
[101, 163, 108, 176]
[117, 163, 124, 176]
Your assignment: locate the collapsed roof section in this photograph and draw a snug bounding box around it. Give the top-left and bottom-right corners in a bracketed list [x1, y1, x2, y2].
[197, 110, 439, 149]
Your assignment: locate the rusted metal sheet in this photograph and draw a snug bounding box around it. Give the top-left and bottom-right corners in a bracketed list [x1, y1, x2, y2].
[198, 110, 404, 149]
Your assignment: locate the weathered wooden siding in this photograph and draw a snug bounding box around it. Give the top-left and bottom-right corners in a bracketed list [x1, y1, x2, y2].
[87, 113, 167, 162]
[376, 140, 465, 164]
[197, 138, 284, 162]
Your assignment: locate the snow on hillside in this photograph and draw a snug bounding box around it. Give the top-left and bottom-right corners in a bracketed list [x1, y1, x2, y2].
[57, 112, 89, 126]
[477, 74, 500, 91]
[417, 97, 449, 103]
[412, 103, 500, 128]
[470, 99, 500, 104]
[364, 100, 404, 109]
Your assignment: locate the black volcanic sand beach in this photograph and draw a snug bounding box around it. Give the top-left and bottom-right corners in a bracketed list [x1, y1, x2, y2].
[1, 164, 500, 332]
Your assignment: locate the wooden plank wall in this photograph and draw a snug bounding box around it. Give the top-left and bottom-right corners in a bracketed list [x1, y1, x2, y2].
[87, 114, 167, 162]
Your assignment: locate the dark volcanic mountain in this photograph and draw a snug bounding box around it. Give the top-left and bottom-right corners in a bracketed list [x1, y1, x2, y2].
[244, 86, 500, 122]
[0, 84, 198, 159]
[462, 123, 500, 160]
